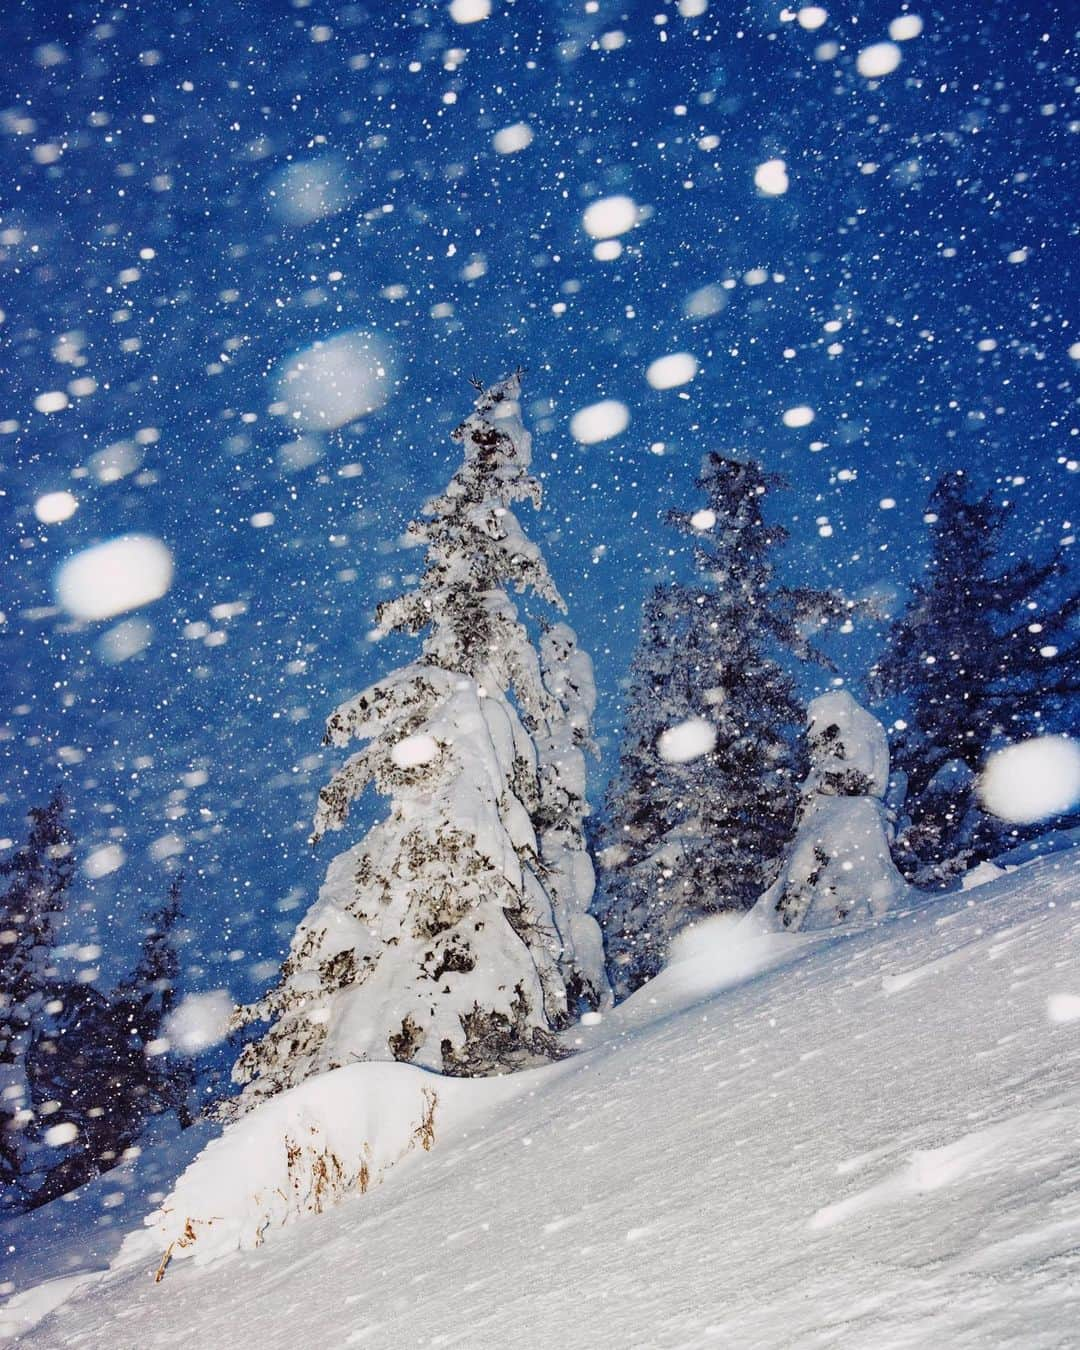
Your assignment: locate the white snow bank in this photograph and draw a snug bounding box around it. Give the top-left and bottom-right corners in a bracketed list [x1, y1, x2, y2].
[756, 691, 907, 931]
[12, 848, 1080, 1349]
[563, 910, 802, 1051]
[120, 1062, 525, 1277]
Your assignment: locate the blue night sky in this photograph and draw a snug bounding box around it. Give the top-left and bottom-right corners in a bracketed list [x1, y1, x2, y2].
[1, 0, 1076, 1001]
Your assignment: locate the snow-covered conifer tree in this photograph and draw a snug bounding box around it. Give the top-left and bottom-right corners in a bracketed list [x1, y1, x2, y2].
[870, 470, 1079, 884]
[231, 375, 598, 1109]
[597, 454, 846, 998]
[0, 789, 72, 1210]
[755, 691, 907, 931]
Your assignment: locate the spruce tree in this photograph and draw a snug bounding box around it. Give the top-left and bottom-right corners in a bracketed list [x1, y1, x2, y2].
[21, 875, 195, 1208]
[597, 454, 845, 998]
[24, 984, 148, 1207]
[536, 623, 609, 1015]
[231, 374, 600, 1110]
[870, 470, 1079, 883]
[0, 789, 72, 1209]
[121, 874, 195, 1128]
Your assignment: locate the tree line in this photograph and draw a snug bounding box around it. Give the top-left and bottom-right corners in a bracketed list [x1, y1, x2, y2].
[0, 797, 193, 1214]
[3, 373, 1075, 1205]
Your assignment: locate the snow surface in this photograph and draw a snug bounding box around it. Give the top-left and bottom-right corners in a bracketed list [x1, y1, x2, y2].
[6, 849, 1080, 1347]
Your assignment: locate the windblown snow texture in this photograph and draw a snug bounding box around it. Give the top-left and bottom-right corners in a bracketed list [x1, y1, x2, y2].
[7, 849, 1079, 1348]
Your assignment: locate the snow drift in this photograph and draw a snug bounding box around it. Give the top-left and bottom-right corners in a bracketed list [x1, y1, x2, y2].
[119, 1062, 527, 1276]
[6, 848, 1080, 1348]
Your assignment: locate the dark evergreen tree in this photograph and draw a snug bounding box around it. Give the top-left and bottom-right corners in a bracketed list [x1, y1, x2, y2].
[870, 471, 1080, 884]
[120, 874, 195, 1128]
[24, 983, 149, 1207]
[0, 789, 73, 1210]
[596, 454, 846, 998]
[18, 875, 195, 1210]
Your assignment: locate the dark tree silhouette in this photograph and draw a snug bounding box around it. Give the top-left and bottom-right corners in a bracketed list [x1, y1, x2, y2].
[596, 454, 847, 998]
[121, 874, 195, 1128]
[870, 470, 1080, 883]
[0, 789, 73, 1209]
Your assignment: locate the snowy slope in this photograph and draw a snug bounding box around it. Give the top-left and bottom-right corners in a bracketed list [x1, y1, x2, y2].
[8, 850, 1080, 1349]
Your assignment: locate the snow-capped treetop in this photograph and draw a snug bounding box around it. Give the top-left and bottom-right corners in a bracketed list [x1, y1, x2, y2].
[805, 690, 890, 800]
[372, 371, 562, 731]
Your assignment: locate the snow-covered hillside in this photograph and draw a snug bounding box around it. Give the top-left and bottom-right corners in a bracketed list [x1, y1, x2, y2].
[6, 849, 1080, 1348]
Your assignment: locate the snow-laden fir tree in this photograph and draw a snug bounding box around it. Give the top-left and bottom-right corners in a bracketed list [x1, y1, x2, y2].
[0, 789, 72, 1211]
[755, 691, 907, 931]
[869, 470, 1079, 885]
[596, 454, 847, 998]
[231, 374, 602, 1109]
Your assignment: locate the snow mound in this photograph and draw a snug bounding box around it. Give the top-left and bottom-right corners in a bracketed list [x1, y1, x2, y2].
[11, 850, 1080, 1348]
[806, 689, 890, 798]
[757, 691, 906, 931]
[122, 1063, 523, 1276]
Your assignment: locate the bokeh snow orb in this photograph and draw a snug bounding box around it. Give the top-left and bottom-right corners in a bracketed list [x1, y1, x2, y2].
[34, 390, 69, 414]
[96, 616, 154, 664]
[269, 156, 351, 227]
[89, 440, 142, 483]
[856, 42, 902, 77]
[164, 990, 235, 1054]
[55, 535, 174, 622]
[493, 122, 533, 154]
[570, 400, 630, 445]
[277, 436, 325, 475]
[391, 733, 440, 769]
[690, 508, 717, 531]
[83, 843, 126, 879]
[683, 284, 727, 319]
[754, 159, 790, 196]
[34, 490, 78, 523]
[273, 330, 392, 430]
[582, 195, 639, 239]
[646, 353, 699, 389]
[449, 0, 490, 22]
[797, 6, 828, 30]
[658, 717, 717, 764]
[44, 1121, 79, 1147]
[888, 14, 923, 40]
[782, 405, 815, 428]
[979, 736, 1080, 824]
